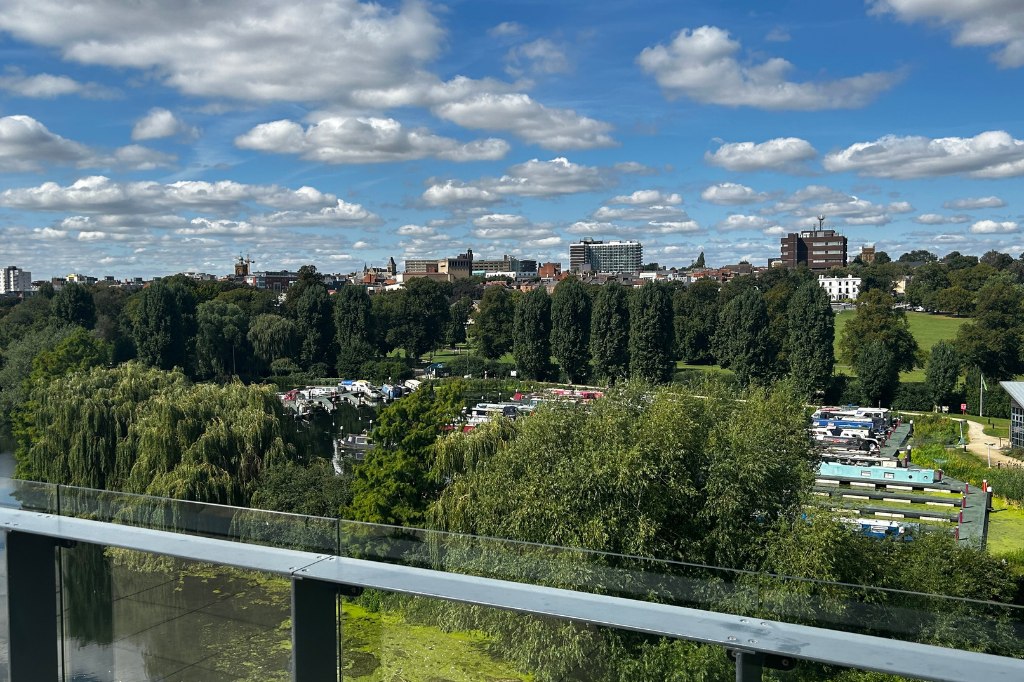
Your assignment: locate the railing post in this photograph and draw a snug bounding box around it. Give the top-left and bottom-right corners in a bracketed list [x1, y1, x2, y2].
[6, 531, 60, 681]
[291, 577, 338, 682]
[733, 650, 763, 682]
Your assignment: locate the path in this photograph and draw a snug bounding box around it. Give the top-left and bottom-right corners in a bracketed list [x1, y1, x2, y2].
[953, 418, 1021, 469]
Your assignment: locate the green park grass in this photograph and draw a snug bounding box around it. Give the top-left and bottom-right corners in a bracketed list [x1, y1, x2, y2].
[833, 311, 966, 382]
[986, 497, 1024, 556]
[961, 414, 1011, 440]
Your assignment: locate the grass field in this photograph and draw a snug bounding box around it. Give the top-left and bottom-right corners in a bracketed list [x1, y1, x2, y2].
[834, 311, 966, 382]
[962, 414, 1011, 440]
[986, 497, 1024, 556]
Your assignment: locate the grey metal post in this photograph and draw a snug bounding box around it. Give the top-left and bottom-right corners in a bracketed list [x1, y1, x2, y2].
[6, 531, 59, 681]
[291, 577, 338, 682]
[734, 650, 764, 682]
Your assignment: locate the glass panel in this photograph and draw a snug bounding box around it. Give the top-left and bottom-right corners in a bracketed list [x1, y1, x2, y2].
[59, 543, 294, 681]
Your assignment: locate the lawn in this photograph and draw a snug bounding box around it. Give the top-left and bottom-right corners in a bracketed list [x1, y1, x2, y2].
[962, 414, 1011, 440]
[986, 497, 1024, 556]
[834, 311, 967, 382]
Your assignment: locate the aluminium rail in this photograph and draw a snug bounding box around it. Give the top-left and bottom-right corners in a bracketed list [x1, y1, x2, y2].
[1, 507, 1023, 682]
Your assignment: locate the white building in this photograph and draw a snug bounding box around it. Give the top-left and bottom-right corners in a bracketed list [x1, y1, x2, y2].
[1, 266, 32, 294]
[818, 275, 861, 301]
[569, 240, 642, 274]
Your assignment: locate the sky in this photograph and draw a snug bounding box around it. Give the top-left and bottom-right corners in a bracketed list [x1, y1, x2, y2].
[1, 0, 1023, 280]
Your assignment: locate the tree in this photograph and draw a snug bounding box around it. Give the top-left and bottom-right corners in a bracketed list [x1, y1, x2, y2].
[925, 340, 961, 409]
[250, 459, 348, 516]
[445, 296, 473, 347]
[713, 288, 775, 385]
[388, 277, 450, 360]
[873, 251, 892, 265]
[693, 251, 705, 268]
[672, 279, 719, 364]
[348, 381, 464, 526]
[590, 282, 630, 383]
[513, 286, 552, 380]
[981, 250, 1014, 270]
[130, 280, 196, 371]
[471, 286, 515, 359]
[899, 250, 937, 263]
[628, 282, 674, 383]
[934, 285, 975, 316]
[247, 314, 297, 369]
[195, 300, 249, 378]
[550, 277, 592, 383]
[955, 278, 1024, 379]
[28, 327, 111, 387]
[855, 340, 900, 407]
[333, 285, 376, 376]
[838, 289, 919, 373]
[905, 262, 949, 308]
[290, 281, 334, 371]
[51, 282, 96, 329]
[942, 251, 979, 271]
[786, 281, 835, 398]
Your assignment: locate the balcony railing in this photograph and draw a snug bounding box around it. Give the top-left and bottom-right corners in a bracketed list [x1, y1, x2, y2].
[0, 476, 1022, 681]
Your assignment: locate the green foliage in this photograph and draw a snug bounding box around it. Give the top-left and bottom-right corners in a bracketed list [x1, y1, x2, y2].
[348, 382, 465, 526]
[904, 262, 949, 309]
[955, 278, 1024, 380]
[130, 280, 197, 371]
[672, 279, 718, 364]
[891, 381, 934, 411]
[590, 282, 630, 383]
[289, 281, 335, 370]
[380, 278, 450, 360]
[0, 324, 77, 430]
[713, 288, 775, 385]
[250, 459, 349, 516]
[628, 282, 674, 383]
[471, 286, 515, 359]
[445, 296, 473, 346]
[29, 327, 110, 385]
[359, 357, 413, 384]
[786, 280, 835, 397]
[0, 293, 52, 348]
[513, 285, 552, 380]
[854, 340, 900, 407]
[693, 251, 705, 268]
[51, 282, 96, 329]
[334, 284, 376, 376]
[247, 314, 297, 370]
[838, 289, 919, 373]
[550, 277, 592, 383]
[195, 299, 249, 378]
[925, 340, 962, 409]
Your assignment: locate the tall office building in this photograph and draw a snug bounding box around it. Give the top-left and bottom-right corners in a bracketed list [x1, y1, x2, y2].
[0, 265, 31, 294]
[779, 218, 847, 271]
[569, 240, 642, 274]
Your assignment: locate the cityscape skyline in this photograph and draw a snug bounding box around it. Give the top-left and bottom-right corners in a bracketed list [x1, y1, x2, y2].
[0, 1, 1022, 279]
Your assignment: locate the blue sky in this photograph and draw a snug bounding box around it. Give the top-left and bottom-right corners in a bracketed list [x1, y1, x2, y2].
[0, 0, 1023, 279]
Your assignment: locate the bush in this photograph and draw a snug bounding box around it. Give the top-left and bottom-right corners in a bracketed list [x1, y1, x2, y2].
[823, 374, 860, 405]
[444, 354, 514, 380]
[892, 382, 933, 411]
[359, 358, 413, 384]
[910, 415, 959, 446]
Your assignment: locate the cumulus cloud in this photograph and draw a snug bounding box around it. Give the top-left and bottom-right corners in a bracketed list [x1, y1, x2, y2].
[472, 213, 532, 229]
[0, 0, 445, 103]
[970, 219, 1019, 234]
[236, 116, 509, 163]
[943, 195, 1006, 209]
[701, 182, 767, 205]
[591, 205, 688, 221]
[0, 70, 114, 98]
[396, 224, 436, 236]
[824, 131, 1024, 178]
[716, 214, 773, 231]
[607, 189, 682, 205]
[105, 144, 176, 170]
[914, 213, 971, 225]
[769, 184, 912, 227]
[637, 25, 901, 109]
[434, 94, 614, 150]
[870, 0, 1024, 68]
[423, 157, 613, 205]
[506, 38, 570, 76]
[132, 108, 197, 141]
[0, 176, 354, 216]
[176, 218, 269, 236]
[705, 137, 817, 171]
[0, 114, 93, 170]
[489, 21, 524, 38]
[255, 201, 379, 226]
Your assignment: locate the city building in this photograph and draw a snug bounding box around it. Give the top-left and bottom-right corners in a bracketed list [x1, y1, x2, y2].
[538, 262, 562, 278]
[1002, 382, 1024, 449]
[859, 245, 876, 264]
[404, 249, 474, 281]
[818, 275, 862, 301]
[0, 265, 32, 294]
[779, 218, 848, 271]
[569, 240, 642, 274]
[244, 270, 300, 292]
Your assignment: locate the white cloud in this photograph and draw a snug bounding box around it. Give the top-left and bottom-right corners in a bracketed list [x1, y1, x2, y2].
[489, 21, 524, 38]
[943, 195, 1006, 209]
[506, 38, 570, 76]
[177, 218, 268, 236]
[256, 201, 379, 226]
[236, 116, 509, 164]
[472, 213, 531, 228]
[434, 94, 615, 150]
[132, 108, 197, 141]
[0, 0, 445, 103]
[823, 131, 1024, 178]
[106, 144, 176, 170]
[0, 71, 113, 98]
[423, 157, 613, 205]
[607, 189, 682, 205]
[592, 205, 688, 221]
[762, 225, 787, 236]
[647, 220, 701, 234]
[0, 176, 350, 216]
[970, 219, 1019, 234]
[705, 137, 817, 171]
[870, 0, 1024, 68]
[700, 182, 767, 205]
[913, 213, 971, 225]
[0, 114, 93, 170]
[396, 224, 436, 236]
[637, 25, 901, 109]
[768, 184, 911, 227]
[716, 214, 772, 231]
